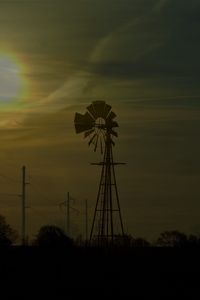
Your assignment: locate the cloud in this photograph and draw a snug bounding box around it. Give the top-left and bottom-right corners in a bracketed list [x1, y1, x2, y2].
[87, 0, 200, 96]
[1, 0, 200, 126]
[153, 0, 169, 12]
[33, 71, 93, 111]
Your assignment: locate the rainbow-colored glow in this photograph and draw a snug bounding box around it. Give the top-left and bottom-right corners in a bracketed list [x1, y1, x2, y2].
[0, 51, 28, 111]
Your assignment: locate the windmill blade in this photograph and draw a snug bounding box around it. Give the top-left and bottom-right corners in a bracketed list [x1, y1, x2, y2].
[75, 123, 93, 134]
[111, 121, 118, 128]
[92, 101, 107, 118]
[84, 111, 95, 122]
[92, 134, 98, 149]
[106, 111, 117, 121]
[84, 129, 95, 138]
[106, 120, 119, 129]
[103, 104, 112, 118]
[74, 112, 94, 124]
[92, 101, 112, 119]
[74, 112, 94, 133]
[87, 103, 98, 120]
[102, 132, 106, 144]
[110, 129, 118, 137]
[100, 136, 103, 154]
[88, 133, 97, 146]
[94, 134, 99, 152]
[74, 112, 84, 124]
[111, 139, 115, 146]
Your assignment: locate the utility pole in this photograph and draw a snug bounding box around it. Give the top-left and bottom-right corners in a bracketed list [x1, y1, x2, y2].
[67, 192, 70, 236]
[60, 192, 70, 236]
[59, 193, 79, 238]
[21, 166, 29, 246]
[85, 199, 88, 241]
[22, 166, 25, 246]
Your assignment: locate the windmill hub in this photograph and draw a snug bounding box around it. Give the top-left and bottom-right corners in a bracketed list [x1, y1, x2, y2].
[95, 117, 106, 128]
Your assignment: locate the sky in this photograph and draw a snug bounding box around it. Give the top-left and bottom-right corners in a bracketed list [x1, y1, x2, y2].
[0, 0, 200, 242]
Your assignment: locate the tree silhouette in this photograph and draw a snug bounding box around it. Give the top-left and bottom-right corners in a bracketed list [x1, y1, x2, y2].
[34, 225, 74, 247]
[187, 234, 200, 247]
[132, 237, 151, 247]
[111, 234, 151, 247]
[0, 215, 18, 246]
[156, 230, 188, 247]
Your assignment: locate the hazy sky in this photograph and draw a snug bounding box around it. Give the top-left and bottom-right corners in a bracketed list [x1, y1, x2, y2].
[0, 0, 200, 242]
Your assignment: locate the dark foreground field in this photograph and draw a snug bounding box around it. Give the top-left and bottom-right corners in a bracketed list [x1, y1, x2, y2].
[0, 247, 200, 299]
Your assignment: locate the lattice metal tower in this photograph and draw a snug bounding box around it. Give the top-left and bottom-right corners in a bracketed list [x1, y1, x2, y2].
[74, 101, 125, 246]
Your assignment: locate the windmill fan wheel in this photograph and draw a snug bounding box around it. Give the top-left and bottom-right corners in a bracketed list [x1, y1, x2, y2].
[74, 101, 118, 153]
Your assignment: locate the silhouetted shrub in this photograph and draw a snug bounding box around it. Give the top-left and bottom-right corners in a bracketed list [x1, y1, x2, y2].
[132, 237, 151, 247]
[112, 234, 151, 247]
[156, 230, 188, 247]
[185, 234, 200, 247]
[0, 215, 18, 246]
[34, 225, 74, 247]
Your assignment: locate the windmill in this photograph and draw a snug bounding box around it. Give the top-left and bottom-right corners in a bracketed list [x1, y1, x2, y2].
[74, 100, 125, 246]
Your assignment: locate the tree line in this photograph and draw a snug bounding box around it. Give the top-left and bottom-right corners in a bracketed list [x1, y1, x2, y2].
[1, 214, 200, 247]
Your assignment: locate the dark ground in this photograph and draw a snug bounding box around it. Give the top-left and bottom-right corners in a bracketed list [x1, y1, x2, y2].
[0, 247, 200, 299]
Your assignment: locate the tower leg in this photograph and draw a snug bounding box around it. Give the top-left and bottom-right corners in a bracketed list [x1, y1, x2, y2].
[89, 133, 125, 246]
[89, 148, 106, 243]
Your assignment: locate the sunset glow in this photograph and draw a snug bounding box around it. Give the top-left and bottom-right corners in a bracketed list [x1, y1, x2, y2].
[0, 51, 28, 110]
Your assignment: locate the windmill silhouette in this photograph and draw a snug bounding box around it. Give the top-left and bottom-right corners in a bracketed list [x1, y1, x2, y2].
[74, 101, 125, 246]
